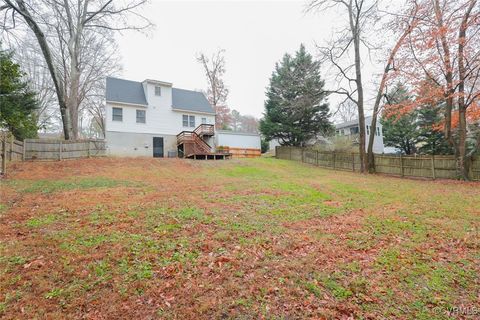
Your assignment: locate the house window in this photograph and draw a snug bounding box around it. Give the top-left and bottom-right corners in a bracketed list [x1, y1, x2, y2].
[366, 125, 370, 135]
[201, 117, 207, 124]
[155, 86, 161, 96]
[376, 127, 381, 136]
[136, 110, 146, 123]
[350, 126, 359, 134]
[182, 115, 196, 127]
[112, 107, 123, 121]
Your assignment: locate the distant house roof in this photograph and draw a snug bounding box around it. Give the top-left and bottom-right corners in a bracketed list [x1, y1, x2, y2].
[106, 77, 147, 106]
[171, 88, 214, 114]
[335, 116, 373, 129]
[106, 77, 214, 114]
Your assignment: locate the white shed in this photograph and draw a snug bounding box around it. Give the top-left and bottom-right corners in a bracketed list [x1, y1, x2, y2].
[215, 131, 261, 149]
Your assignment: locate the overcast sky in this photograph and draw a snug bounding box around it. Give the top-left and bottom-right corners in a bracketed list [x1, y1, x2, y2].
[116, 0, 346, 118]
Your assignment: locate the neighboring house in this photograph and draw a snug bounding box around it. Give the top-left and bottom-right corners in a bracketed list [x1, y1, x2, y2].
[335, 116, 385, 153]
[105, 77, 216, 157]
[105, 76, 261, 158]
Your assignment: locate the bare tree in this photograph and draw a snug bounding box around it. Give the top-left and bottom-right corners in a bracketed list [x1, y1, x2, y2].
[1, 0, 151, 140]
[308, 0, 378, 172]
[196, 49, 231, 129]
[239, 115, 259, 134]
[366, 1, 420, 172]
[336, 100, 358, 123]
[13, 35, 59, 132]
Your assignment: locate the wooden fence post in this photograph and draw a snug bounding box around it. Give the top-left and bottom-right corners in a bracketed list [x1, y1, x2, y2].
[400, 154, 404, 177]
[87, 140, 91, 158]
[275, 146, 278, 158]
[9, 135, 13, 161]
[431, 154, 436, 180]
[22, 139, 26, 161]
[333, 152, 336, 169]
[352, 153, 355, 172]
[2, 139, 6, 175]
[289, 147, 292, 160]
[59, 140, 63, 161]
[316, 150, 319, 166]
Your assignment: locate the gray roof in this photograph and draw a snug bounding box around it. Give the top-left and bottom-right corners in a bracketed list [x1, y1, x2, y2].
[335, 115, 373, 129]
[216, 130, 260, 137]
[106, 77, 214, 114]
[172, 88, 214, 114]
[106, 77, 147, 105]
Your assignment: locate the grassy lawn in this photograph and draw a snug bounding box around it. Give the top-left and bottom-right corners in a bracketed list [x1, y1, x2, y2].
[0, 157, 479, 319]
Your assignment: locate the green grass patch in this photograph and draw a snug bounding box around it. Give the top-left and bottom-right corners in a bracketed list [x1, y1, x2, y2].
[319, 274, 353, 300]
[20, 177, 139, 194]
[25, 214, 57, 228]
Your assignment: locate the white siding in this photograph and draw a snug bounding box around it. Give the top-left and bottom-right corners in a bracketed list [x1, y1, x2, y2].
[335, 116, 385, 153]
[105, 81, 214, 136]
[216, 131, 261, 149]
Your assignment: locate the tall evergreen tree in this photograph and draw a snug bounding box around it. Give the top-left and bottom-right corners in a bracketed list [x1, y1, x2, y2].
[0, 48, 38, 139]
[260, 45, 332, 146]
[416, 104, 453, 155]
[381, 83, 418, 155]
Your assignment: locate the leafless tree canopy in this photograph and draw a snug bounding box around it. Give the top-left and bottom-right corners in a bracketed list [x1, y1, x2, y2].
[197, 49, 231, 129]
[336, 100, 358, 123]
[196, 49, 229, 108]
[0, 0, 151, 139]
[307, 0, 379, 172]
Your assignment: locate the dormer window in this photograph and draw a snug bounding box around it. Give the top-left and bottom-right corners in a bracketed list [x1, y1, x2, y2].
[155, 86, 161, 96]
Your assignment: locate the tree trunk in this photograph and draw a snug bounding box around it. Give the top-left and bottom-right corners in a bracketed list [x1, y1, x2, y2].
[349, 1, 366, 172]
[8, 0, 73, 140]
[433, 0, 456, 151]
[367, 5, 418, 172]
[457, 108, 468, 179]
[456, 0, 476, 180]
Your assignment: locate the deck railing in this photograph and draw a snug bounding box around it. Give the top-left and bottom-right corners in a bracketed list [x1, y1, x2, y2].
[176, 131, 211, 154]
[193, 124, 214, 137]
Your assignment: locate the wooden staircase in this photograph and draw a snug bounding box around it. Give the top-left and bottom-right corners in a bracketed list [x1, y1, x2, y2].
[176, 124, 231, 160]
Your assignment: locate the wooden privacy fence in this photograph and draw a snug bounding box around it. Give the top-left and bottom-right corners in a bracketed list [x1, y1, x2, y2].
[276, 146, 480, 181]
[217, 146, 261, 158]
[1, 136, 24, 174]
[24, 139, 106, 161]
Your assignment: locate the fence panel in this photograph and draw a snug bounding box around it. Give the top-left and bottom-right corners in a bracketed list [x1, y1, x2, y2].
[375, 155, 402, 176]
[471, 156, 480, 181]
[290, 148, 303, 162]
[275, 146, 478, 181]
[219, 146, 261, 158]
[318, 152, 334, 168]
[304, 150, 317, 165]
[432, 156, 457, 179]
[24, 139, 105, 161]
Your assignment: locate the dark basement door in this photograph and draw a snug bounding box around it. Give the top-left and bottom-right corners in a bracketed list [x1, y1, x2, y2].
[153, 137, 164, 158]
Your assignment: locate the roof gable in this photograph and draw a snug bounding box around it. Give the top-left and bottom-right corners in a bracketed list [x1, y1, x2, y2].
[106, 77, 215, 114]
[106, 77, 147, 106]
[172, 88, 214, 114]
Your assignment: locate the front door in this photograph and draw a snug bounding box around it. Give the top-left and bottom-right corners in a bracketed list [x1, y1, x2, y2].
[153, 137, 164, 158]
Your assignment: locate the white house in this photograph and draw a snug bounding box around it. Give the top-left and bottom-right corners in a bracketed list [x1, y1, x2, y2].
[105, 77, 216, 157]
[335, 115, 385, 153]
[105, 76, 261, 158]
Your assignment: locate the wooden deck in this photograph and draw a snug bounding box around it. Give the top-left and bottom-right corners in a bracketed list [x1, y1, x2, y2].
[185, 153, 232, 160]
[177, 124, 232, 160]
